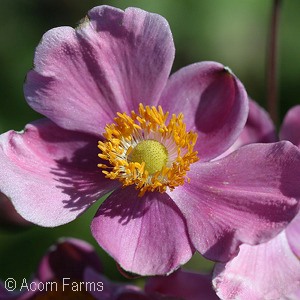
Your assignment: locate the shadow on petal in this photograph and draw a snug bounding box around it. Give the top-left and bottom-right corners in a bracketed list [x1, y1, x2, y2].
[94, 187, 153, 225]
[88, 6, 127, 38]
[50, 142, 118, 212]
[22, 122, 120, 213]
[196, 70, 235, 133]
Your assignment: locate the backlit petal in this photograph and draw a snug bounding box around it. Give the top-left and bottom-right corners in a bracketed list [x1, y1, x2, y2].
[159, 62, 248, 161]
[0, 119, 118, 226]
[91, 187, 193, 276]
[24, 6, 174, 135]
[170, 142, 300, 262]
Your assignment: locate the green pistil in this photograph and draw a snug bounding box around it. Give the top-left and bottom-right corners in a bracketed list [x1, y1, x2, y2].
[129, 140, 168, 175]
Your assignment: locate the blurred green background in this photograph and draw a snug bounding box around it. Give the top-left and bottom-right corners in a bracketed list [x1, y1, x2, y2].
[0, 0, 299, 286]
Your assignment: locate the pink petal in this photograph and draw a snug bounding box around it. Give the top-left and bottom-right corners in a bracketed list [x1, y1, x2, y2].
[91, 187, 193, 276]
[169, 141, 300, 262]
[287, 289, 300, 300]
[217, 99, 277, 159]
[213, 231, 300, 299]
[239, 99, 277, 144]
[280, 105, 300, 147]
[145, 269, 219, 300]
[24, 6, 175, 135]
[0, 119, 118, 226]
[159, 62, 249, 161]
[286, 212, 300, 259]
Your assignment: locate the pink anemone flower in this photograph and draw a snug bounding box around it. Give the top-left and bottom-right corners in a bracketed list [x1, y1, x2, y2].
[1, 6, 300, 276]
[213, 104, 300, 299]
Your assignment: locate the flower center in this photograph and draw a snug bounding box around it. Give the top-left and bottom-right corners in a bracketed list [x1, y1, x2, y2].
[128, 140, 168, 175]
[98, 104, 198, 196]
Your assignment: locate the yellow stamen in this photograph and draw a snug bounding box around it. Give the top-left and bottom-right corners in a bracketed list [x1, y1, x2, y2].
[98, 104, 199, 196]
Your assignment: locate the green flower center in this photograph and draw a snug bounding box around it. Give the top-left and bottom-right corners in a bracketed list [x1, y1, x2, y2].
[129, 139, 168, 175]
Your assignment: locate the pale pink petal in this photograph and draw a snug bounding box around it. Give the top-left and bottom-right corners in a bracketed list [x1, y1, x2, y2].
[145, 269, 219, 300]
[280, 105, 300, 147]
[0, 119, 119, 226]
[287, 289, 300, 300]
[159, 62, 248, 161]
[213, 231, 300, 300]
[218, 99, 277, 159]
[286, 212, 300, 259]
[24, 6, 174, 135]
[91, 187, 193, 276]
[169, 141, 300, 262]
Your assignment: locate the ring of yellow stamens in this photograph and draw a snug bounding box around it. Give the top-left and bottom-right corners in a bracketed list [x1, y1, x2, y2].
[98, 104, 199, 196]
